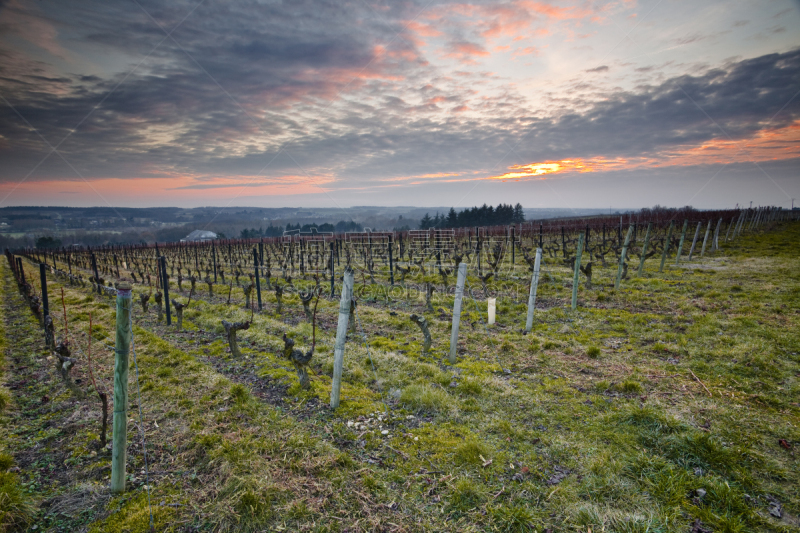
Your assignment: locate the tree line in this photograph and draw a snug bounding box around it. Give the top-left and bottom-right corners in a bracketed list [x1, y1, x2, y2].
[240, 220, 363, 238]
[419, 203, 524, 229]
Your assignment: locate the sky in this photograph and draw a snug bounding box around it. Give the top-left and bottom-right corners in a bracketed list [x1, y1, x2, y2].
[1, 0, 799, 210]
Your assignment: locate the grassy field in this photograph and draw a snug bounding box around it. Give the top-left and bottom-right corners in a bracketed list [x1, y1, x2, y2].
[1, 221, 798, 532]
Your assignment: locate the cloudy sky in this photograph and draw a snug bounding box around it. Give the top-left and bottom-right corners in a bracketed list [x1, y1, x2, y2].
[1, 0, 799, 210]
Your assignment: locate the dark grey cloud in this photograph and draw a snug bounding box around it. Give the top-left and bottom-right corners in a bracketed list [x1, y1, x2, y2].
[0, 0, 798, 198]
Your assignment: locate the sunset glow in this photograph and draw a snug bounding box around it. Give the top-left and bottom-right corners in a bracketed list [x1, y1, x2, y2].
[0, 0, 797, 208]
[487, 158, 631, 180]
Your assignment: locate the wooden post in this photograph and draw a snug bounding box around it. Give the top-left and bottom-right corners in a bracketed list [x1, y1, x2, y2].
[659, 221, 674, 272]
[615, 224, 633, 289]
[388, 234, 394, 286]
[111, 281, 132, 494]
[39, 262, 49, 318]
[253, 248, 262, 311]
[725, 216, 735, 242]
[330, 268, 354, 409]
[476, 227, 481, 275]
[449, 263, 467, 364]
[700, 220, 712, 257]
[539, 223, 543, 249]
[212, 243, 217, 282]
[91, 253, 100, 293]
[674, 219, 689, 265]
[510, 226, 515, 267]
[330, 242, 335, 298]
[712, 218, 722, 251]
[161, 256, 172, 325]
[525, 248, 542, 332]
[735, 210, 746, 236]
[637, 223, 652, 277]
[571, 232, 584, 310]
[687, 222, 702, 260]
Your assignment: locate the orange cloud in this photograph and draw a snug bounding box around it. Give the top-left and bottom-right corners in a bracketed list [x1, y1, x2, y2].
[404, 20, 443, 40]
[658, 120, 800, 166]
[0, 173, 337, 206]
[486, 120, 800, 181]
[487, 158, 631, 180]
[517, 1, 595, 21]
[513, 46, 539, 57]
[443, 41, 490, 64]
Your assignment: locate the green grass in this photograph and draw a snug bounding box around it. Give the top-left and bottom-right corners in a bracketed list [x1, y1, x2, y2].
[3, 220, 799, 532]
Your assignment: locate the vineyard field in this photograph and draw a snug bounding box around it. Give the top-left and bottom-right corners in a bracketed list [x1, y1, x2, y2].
[1, 215, 799, 532]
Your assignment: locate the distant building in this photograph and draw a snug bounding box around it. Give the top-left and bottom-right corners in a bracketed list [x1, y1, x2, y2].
[181, 230, 217, 242]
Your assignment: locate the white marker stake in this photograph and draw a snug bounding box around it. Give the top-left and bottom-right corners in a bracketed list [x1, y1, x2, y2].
[488, 298, 496, 325]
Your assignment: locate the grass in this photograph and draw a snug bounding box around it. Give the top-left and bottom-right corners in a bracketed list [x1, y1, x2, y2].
[2, 220, 799, 532]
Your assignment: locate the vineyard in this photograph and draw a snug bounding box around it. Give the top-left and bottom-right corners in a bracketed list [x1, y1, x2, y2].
[1, 206, 799, 532]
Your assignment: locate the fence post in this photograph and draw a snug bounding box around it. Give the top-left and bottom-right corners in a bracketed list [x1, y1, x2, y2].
[388, 234, 394, 286]
[725, 216, 735, 242]
[712, 218, 722, 251]
[700, 220, 712, 257]
[39, 262, 49, 316]
[571, 232, 584, 310]
[449, 263, 467, 364]
[637, 223, 652, 276]
[39, 263, 50, 345]
[687, 222, 702, 260]
[615, 224, 633, 289]
[161, 256, 172, 325]
[111, 281, 132, 494]
[330, 242, 335, 298]
[525, 248, 542, 332]
[253, 247, 262, 311]
[330, 268, 354, 409]
[735, 211, 745, 236]
[659, 221, 674, 272]
[212, 243, 217, 282]
[675, 219, 689, 265]
[91, 253, 100, 293]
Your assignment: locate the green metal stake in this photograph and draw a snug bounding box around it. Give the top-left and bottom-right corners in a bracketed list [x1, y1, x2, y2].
[571, 232, 584, 310]
[659, 221, 674, 273]
[674, 219, 689, 265]
[637, 223, 652, 277]
[615, 224, 634, 289]
[111, 281, 132, 494]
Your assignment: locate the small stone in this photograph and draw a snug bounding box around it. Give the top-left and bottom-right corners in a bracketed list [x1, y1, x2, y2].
[695, 488, 707, 500]
[694, 467, 704, 476]
[347, 421, 354, 428]
[381, 430, 389, 435]
[414, 437, 419, 441]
